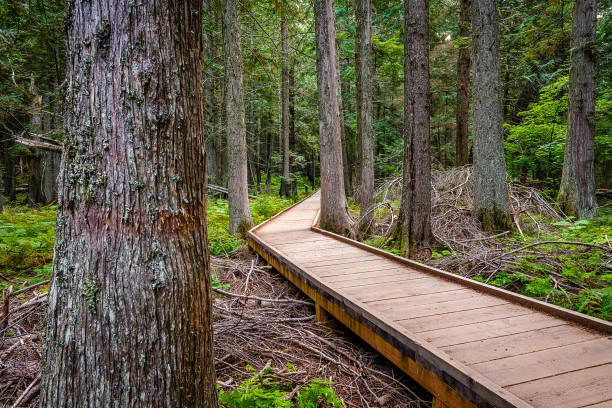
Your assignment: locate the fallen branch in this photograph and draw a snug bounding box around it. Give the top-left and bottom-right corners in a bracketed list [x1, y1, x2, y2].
[212, 287, 312, 306]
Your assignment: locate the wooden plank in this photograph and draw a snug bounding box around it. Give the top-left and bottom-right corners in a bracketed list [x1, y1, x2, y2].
[366, 288, 479, 309]
[300, 254, 382, 268]
[312, 262, 407, 277]
[505, 363, 612, 408]
[324, 268, 420, 284]
[334, 272, 429, 289]
[343, 278, 462, 303]
[440, 324, 600, 364]
[401, 304, 534, 333]
[387, 295, 509, 322]
[472, 338, 612, 387]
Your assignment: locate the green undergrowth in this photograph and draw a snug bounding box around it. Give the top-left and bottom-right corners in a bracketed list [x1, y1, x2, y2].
[0, 191, 307, 296]
[207, 192, 307, 255]
[0, 204, 56, 295]
[471, 208, 612, 321]
[218, 364, 343, 408]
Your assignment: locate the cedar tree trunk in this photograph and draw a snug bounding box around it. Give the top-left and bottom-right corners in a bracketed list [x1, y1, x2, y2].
[224, 0, 253, 234]
[40, 0, 218, 405]
[557, 0, 598, 219]
[456, 0, 471, 166]
[314, 0, 351, 235]
[355, 0, 375, 232]
[280, 10, 291, 197]
[398, 0, 432, 257]
[472, 0, 513, 231]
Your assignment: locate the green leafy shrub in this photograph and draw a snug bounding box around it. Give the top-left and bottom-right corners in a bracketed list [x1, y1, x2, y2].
[218, 366, 343, 408]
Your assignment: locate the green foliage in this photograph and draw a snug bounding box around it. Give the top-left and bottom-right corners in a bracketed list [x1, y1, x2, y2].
[0, 204, 56, 294]
[505, 76, 612, 193]
[207, 192, 306, 256]
[218, 366, 343, 408]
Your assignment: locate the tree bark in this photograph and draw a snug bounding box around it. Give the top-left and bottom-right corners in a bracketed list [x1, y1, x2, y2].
[224, 0, 253, 234]
[42, 151, 61, 202]
[314, 0, 351, 235]
[472, 0, 513, 232]
[40, 0, 218, 406]
[398, 0, 432, 257]
[355, 0, 374, 233]
[204, 0, 219, 184]
[557, 0, 598, 219]
[280, 9, 291, 197]
[456, 0, 471, 166]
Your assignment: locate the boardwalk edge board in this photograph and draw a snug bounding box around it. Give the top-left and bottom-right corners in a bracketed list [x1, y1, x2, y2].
[310, 212, 612, 335]
[247, 192, 611, 408]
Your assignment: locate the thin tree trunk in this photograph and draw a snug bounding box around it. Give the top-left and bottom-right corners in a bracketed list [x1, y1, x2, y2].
[314, 0, 351, 235]
[28, 85, 45, 205]
[355, 0, 374, 233]
[40, 0, 218, 405]
[557, 0, 598, 219]
[472, 0, 513, 232]
[339, 76, 351, 197]
[456, 0, 471, 166]
[204, 0, 218, 184]
[397, 0, 432, 257]
[224, 0, 253, 234]
[280, 10, 291, 197]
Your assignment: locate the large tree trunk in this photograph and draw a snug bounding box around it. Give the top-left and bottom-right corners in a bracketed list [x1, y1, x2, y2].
[280, 10, 291, 197]
[355, 0, 374, 233]
[557, 0, 598, 219]
[40, 0, 218, 406]
[224, 0, 253, 234]
[456, 0, 471, 166]
[472, 0, 513, 232]
[398, 0, 432, 257]
[314, 0, 351, 235]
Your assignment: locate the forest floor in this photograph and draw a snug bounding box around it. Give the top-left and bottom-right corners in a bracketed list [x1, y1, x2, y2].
[0, 193, 430, 407]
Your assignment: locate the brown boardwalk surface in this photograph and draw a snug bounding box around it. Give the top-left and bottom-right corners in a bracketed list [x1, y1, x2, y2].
[247, 191, 612, 408]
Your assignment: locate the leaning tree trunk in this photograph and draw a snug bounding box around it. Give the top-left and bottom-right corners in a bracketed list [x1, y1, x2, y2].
[40, 0, 218, 406]
[557, 0, 598, 219]
[456, 0, 471, 166]
[399, 0, 432, 257]
[314, 0, 351, 235]
[280, 9, 291, 197]
[224, 0, 253, 234]
[355, 0, 374, 233]
[472, 0, 513, 232]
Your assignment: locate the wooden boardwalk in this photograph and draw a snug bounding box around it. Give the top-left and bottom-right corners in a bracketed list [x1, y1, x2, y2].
[247, 191, 612, 408]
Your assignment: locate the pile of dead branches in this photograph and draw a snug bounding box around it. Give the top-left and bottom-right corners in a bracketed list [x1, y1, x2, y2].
[368, 167, 612, 302]
[0, 254, 429, 407]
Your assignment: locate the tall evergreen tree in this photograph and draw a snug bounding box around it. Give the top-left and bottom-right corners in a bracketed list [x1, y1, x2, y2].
[456, 0, 472, 166]
[280, 8, 291, 197]
[398, 0, 432, 257]
[557, 0, 598, 219]
[355, 0, 374, 232]
[472, 0, 513, 231]
[40, 0, 218, 405]
[314, 0, 351, 235]
[224, 0, 253, 234]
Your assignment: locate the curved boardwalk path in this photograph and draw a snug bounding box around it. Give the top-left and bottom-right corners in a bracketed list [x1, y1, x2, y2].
[248, 191, 612, 408]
